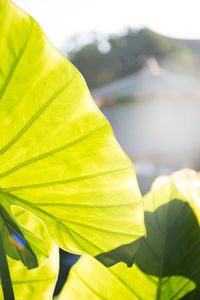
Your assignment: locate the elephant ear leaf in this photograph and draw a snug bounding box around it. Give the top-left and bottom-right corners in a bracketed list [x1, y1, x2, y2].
[60, 180, 200, 299]
[0, 0, 145, 265]
[0, 207, 59, 299]
[0, 203, 42, 269]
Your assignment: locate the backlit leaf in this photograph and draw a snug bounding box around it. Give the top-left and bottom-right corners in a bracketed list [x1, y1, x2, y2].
[0, 207, 59, 299]
[0, 0, 145, 265]
[61, 179, 200, 299]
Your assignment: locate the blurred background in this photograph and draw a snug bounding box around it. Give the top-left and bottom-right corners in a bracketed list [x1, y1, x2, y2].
[13, 0, 200, 295]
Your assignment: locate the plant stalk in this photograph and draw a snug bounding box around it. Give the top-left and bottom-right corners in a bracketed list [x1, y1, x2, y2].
[0, 232, 15, 300]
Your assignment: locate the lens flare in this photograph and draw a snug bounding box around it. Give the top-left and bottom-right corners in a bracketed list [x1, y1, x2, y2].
[9, 233, 27, 251]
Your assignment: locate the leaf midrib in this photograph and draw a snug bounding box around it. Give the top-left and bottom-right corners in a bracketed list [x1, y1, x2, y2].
[153, 197, 171, 300]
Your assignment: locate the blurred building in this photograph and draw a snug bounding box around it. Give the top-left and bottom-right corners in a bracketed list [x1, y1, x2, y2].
[92, 58, 200, 193]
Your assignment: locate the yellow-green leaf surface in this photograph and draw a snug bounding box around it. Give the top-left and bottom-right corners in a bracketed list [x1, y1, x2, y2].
[0, 0, 145, 263]
[60, 180, 200, 299]
[0, 203, 47, 269]
[152, 168, 200, 225]
[0, 207, 59, 300]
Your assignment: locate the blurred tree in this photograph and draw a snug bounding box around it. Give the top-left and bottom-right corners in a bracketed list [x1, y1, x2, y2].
[68, 28, 188, 89]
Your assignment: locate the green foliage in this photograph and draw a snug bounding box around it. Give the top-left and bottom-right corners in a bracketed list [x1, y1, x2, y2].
[0, 204, 38, 269]
[0, 207, 59, 299]
[1, 1, 200, 300]
[60, 179, 200, 299]
[0, 0, 145, 273]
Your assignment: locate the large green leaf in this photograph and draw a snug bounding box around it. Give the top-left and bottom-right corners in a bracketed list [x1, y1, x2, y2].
[0, 0, 145, 265]
[60, 180, 200, 299]
[0, 203, 43, 269]
[152, 168, 200, 225]
[0, 207, 59, 300]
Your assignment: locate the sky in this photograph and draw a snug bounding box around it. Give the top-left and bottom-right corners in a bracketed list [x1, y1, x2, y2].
[13, 0, 200, 51]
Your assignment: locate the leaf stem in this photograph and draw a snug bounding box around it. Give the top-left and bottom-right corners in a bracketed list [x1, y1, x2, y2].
[0, 230, 15, 300]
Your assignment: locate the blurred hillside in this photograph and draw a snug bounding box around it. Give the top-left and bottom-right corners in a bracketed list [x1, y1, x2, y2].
[62, 28, 200, 195]
[65, 28, 200, 89]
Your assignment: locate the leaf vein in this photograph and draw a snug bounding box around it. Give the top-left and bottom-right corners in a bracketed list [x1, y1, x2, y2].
[61, 218, 142, 237]
[0, 73, 77, 155]
[0, 122, 106, 179]
[73, 269, 107, 300]
[0, 20, 33, 100]
[35, 201, 140, 208]
[2, 166, 131, 192]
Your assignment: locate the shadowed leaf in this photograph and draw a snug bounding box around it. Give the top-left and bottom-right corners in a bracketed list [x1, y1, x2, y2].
[60, 181, 200, 299]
